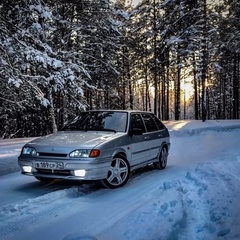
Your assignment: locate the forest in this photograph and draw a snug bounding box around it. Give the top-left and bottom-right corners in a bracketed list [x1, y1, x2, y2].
[0, 0, 239, 138]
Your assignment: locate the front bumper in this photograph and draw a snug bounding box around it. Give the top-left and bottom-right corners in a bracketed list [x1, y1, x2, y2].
[18, 157, 111, 181]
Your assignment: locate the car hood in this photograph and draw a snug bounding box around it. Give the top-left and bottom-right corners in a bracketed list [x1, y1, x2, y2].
[26, 131, 125, 150]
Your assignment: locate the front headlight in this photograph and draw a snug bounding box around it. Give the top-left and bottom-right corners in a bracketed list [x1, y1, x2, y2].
[70, 149, 100, 158]
[22, 147, 37, 156]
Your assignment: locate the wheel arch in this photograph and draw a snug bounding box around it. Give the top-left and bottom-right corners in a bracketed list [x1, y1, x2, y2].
[161, 141, 170, 152]
[111, 148, 129, 161]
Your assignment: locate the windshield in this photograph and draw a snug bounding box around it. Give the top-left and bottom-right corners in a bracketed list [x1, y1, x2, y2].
[61, 111, 128, 132]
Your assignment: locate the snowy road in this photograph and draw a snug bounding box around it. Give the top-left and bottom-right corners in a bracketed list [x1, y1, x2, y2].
[1, 120, 240, 240]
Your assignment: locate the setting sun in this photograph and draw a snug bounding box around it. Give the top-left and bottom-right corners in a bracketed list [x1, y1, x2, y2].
[182, 80, 194, 102]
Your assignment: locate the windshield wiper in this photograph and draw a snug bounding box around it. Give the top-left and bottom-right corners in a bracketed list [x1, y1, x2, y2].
[95, 128, 116, 133]
[61, 127, 116, 133]
[61, 126, 86, 131]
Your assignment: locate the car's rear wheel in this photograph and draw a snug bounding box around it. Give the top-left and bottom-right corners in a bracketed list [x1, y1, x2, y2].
[34, 176, 53, 183]
[102, 155, 130, 188]
[153, 146, 168, 170]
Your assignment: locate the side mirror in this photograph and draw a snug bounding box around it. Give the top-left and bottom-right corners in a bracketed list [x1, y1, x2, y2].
[129, 128, 143, 136]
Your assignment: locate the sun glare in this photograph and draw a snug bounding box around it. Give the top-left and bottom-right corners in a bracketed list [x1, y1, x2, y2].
[182, 80, 194, 102]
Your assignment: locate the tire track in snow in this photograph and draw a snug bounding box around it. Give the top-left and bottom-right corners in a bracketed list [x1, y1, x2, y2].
[0, 181, 103, 240]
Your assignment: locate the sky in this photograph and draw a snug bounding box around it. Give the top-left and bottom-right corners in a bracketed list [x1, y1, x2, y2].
[0, 119, 240, 240]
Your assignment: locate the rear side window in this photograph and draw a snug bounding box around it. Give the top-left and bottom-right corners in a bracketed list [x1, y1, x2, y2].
[141, 114, 158, 132]
[151, 114, 165, 130]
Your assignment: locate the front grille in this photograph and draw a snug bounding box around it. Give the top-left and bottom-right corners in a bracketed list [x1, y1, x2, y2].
[38, 152, 68, 157]
[36, 169, 71, 176]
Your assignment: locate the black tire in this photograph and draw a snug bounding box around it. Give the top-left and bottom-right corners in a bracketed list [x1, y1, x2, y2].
[101, 155, 130, 188]
[153, 146, 168, 170]
[34, 176, 53, 183]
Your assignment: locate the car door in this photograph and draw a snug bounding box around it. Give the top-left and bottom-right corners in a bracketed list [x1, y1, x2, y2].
[141, 113, 163, 160]
[130, 113, 151, 167]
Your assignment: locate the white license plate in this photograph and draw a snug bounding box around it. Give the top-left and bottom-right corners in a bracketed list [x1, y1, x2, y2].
[35, 161, 64, 169]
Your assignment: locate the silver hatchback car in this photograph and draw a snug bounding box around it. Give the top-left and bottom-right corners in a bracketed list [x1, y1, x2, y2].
[18, 110, 170, 188]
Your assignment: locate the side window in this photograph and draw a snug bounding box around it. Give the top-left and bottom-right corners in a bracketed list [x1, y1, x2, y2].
[131, 114, 146, 133]
[151, 114, 165, 130]
[141, 114, 158, 132]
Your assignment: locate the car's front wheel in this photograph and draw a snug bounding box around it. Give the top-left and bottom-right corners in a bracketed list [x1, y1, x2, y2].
[153, 146, 168, 170]
[102, 155, 130, 188]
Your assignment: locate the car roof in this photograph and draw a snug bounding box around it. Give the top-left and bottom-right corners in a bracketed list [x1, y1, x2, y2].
[83, 110, 154, 114]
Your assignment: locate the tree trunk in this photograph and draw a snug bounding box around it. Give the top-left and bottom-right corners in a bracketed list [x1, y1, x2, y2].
[201, 0, 207, 122]
[175, 51, 181, 120]
[233, 53, 239, 119]
[193, 53, 199, 120]
[153, 0, 158, 115]
[47, 90, 58, 133]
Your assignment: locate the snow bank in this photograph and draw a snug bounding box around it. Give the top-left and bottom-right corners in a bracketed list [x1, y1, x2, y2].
[164, 119, 240, 137]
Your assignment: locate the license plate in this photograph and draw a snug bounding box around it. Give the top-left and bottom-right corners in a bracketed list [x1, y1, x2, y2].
[35, 161, 64, 169]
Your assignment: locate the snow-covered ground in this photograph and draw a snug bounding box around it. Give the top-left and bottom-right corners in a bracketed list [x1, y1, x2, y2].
[0, 120, 240, 240]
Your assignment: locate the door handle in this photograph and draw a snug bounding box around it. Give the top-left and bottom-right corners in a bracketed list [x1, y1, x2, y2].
[144, 136, 150, 140]
[158, 134, 163, 138]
